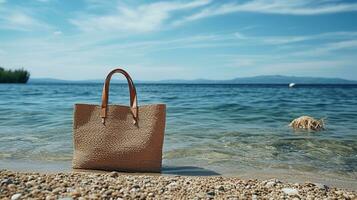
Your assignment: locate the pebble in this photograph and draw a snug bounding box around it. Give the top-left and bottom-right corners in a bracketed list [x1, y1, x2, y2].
[282, 188, 299, 196]
[70, 189, 81, 197]
[109, 171, 119, 178]
[217, 185, 225, 191]
[11, 193, 22, 200]
[252, 194, 257, 200]
[0, 169, 355, 199]
[1, 178, 12, 185]
[52, 187, 62, 194]
[130, 187, 139, 193]
[314, 183, 329, 190]
[266, 181, 276, 188]
[45, 195, 56, 200]
[58, 198, 73, 200]
[7, 184, 16, 190]
[207, 190, 215, 196]
[335, 190, 343, 195]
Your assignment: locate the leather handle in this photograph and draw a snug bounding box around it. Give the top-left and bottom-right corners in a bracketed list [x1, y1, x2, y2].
[100, 68, 138, 124]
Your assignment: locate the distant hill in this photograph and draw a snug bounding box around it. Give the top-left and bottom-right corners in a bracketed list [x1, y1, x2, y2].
[29, 78, 71, 83]
[156, 75, 357, 84]
[221, 75, 357, 84]
[29, 75, 357, 84]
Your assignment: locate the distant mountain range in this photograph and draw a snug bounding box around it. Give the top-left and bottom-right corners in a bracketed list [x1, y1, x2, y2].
[29, 75, 357, 84]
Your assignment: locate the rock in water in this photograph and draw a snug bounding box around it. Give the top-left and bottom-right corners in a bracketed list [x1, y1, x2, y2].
[289, 116, 324, 131]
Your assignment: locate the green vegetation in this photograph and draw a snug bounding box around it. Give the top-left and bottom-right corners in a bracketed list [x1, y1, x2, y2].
[0, 67, 30, 83]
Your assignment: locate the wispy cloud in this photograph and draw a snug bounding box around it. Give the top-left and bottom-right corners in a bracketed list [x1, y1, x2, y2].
[53, 31, 62, 35]
[1, 0, 357, 80]
[0, 13, 46, 31]
[232, 31, 357, 46]
[1, 30, 356, 66]
[217, 53, 357, 79]
[293, 39, 357, 56]
[259, 59, 356, 77]
[174, 0, 357, 25]
[71, 0, 211, 33]
[0, 6, 52, 31]
[35, 0, 52, 2]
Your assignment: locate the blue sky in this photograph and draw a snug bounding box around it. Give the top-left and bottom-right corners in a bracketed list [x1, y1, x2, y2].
[1, 0, 357, 80]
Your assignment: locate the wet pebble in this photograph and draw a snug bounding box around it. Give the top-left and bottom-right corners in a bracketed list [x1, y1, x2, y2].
[282, 188, 299, 196]
[265, 181, 276, 188]
[314, 183, 329, 190]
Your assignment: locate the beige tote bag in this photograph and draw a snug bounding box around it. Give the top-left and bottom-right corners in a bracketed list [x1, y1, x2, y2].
[72, 68, 166, 172]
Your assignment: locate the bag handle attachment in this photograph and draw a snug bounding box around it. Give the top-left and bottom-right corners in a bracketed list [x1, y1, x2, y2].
[101, 68, 138, 125]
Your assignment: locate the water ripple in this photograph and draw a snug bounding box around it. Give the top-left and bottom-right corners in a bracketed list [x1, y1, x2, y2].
[0, 83, 356, 179]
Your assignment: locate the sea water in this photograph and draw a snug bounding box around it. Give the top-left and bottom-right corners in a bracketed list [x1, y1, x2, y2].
[0, 83, 356, 187]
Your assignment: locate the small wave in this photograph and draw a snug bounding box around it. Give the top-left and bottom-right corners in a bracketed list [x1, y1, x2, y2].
[0, 136, 41, 142]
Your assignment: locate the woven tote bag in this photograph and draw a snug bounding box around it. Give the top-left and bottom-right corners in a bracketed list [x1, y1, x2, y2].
[72, 68, 166, 172]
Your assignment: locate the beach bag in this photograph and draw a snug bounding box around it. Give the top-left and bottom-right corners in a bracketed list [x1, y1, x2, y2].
[72, 68, 166, 172]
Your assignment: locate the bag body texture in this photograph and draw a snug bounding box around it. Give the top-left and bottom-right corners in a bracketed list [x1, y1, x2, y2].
[72, 68, 166, 172]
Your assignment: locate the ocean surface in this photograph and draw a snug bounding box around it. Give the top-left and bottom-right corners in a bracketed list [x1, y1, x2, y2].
[0, 83, 356, 188]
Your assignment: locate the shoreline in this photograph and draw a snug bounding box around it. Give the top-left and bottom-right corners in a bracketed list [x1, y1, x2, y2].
[1, 169, 356, 199]
[1, 159, 357, 191]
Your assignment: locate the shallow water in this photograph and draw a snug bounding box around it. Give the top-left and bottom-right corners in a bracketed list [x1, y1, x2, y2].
[0, 83, 356, 187]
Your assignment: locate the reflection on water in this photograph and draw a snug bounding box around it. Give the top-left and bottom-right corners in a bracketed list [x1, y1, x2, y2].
[0, 83, 356, 184]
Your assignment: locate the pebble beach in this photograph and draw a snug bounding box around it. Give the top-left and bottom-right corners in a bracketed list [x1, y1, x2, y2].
[1, 170, 356, 200]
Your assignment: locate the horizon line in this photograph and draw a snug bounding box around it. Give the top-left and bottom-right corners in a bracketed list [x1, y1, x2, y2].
[28, 74, 357, 82]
